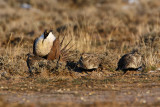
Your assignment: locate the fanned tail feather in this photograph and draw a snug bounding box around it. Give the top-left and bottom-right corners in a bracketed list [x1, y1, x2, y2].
[60, 34, 66, 47]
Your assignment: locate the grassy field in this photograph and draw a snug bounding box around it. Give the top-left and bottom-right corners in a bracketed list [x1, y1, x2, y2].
[0, 0, 160, 107]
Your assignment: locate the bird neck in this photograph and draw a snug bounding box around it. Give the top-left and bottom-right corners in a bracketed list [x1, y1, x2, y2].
[45, 32, 56, 42]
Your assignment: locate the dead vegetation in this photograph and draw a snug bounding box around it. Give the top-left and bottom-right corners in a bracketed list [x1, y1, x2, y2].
[0, 0, 160, 106]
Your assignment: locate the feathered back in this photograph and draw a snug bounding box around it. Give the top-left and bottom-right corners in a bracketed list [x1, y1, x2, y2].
[116, 51, 142, 71]
[78, 53, 101, 70]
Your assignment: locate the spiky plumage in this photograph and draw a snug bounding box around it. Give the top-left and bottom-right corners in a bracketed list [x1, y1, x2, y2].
[33, 30, 73, 61]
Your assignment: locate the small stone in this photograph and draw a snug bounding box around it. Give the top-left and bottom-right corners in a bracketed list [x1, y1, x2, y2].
[74, 91, 78, 94]
[140, 99, 146, 103]
[146, 90, 150, 94]
[89, 91, 95, 95]
[57, 89, 63, 93]
[80, 97, 85, 101]
[157, 97, 160, 100]
[67, 88, 70, 91]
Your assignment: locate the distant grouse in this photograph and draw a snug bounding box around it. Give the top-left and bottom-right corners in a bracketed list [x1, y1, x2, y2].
[116, 50, 143, 73]
[78, 53, 101, 70]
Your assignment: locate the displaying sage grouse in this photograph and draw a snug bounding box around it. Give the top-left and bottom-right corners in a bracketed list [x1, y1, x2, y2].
[116, 50, 143, 73]
[78, 53, 101, 70]
[27, 30, 72, 75]
[33, 30, 72, 61]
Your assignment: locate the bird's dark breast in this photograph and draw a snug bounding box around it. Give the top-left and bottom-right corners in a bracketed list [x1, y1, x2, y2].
[47, 38, 61, 60]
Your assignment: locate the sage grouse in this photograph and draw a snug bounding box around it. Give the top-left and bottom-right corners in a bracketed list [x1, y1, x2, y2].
[33, 30, 71, 61]
[78, 53, 101, 70]
[116, 50, 143, 73]
[33, 30, 56, 57]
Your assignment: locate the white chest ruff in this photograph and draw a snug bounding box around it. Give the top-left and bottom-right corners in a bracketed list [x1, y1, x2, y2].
[34, 33, 56, 57]
[35, 40, 53, 56]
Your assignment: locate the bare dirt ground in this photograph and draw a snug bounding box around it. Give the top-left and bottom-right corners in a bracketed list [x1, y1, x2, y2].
[0, 72, 160, 107]
[0, 0, 160, 107]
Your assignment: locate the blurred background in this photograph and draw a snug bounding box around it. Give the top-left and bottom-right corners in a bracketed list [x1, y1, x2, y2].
[0, 0, 160, 69]
[0, 0, 160, 106]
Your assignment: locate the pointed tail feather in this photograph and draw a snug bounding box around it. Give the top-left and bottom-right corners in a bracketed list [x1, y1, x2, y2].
[61, 39, 72, 52]
[61, 44, 75, 55]
[61, 53, 77, 61]
[60, 35, 66, 46]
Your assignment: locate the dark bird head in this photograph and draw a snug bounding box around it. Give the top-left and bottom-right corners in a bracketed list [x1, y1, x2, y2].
[44, 29, 53, 39]
[131, 49, 139, 54]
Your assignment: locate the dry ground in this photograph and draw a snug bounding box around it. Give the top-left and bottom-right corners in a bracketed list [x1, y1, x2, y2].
[0, 0, 160, 107]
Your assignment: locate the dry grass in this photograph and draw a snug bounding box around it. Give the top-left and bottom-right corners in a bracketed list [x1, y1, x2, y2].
[0, 0, 160, 106]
